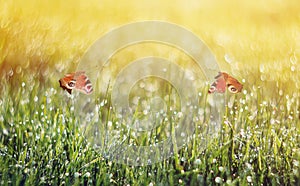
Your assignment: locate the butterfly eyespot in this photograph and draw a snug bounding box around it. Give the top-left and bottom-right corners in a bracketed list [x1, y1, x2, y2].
[208, 86, 216, 94]
[208, 72, 243, 94]
[228, 85, 238, 93]
[68, 81, 76, 88]
[59, 72, 93, 95]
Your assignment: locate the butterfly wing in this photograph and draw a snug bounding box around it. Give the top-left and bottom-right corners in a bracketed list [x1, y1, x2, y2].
[208, 72, 243, 94]
[208, 72, 227, 94]
[226, 75, 243, 93]
[59, 71, 93, 95]
[74, 72, 93, 94]
[59, 72, 76, 94]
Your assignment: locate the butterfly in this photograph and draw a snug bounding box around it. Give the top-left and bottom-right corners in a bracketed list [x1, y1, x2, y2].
[208, 72, 243, 94]
[59, 71, 93, 95]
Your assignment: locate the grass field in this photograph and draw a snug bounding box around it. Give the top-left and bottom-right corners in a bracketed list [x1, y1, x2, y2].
[1, 0, 300, 185]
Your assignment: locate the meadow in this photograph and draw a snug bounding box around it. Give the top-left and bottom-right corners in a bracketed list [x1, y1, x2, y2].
[0, 0, 300, 185]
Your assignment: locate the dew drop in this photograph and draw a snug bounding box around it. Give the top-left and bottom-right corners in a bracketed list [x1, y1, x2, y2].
[247, 176, 252, 183]
[224, 54, 233, 64]
[293, 160, 299, 167]
[215, 177, 222, 183]
[84, 172, 91, 177]
[74, 172, 81, 178]
[3, 128, 8, 135]
[219, 166, 224, 172]
[291, 66, 295, 72]
[259, 64, 265, 73]
[194, 159, 201, 165]
[10, 107, 14, 114]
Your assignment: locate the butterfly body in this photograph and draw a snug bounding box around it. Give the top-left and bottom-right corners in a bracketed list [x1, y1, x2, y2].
[59, 71, 93, 95]
[208, 72, 243, 94]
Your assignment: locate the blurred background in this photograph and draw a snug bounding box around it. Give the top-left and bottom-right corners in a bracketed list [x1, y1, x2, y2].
[0, 0, 300, 92]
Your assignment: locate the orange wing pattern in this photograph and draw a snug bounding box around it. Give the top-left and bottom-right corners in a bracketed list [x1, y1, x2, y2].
[59, 71, 93, 95]
[208, 72, 243, 94]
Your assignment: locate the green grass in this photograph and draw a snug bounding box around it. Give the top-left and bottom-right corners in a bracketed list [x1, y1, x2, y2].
[0, 73, 299, 185]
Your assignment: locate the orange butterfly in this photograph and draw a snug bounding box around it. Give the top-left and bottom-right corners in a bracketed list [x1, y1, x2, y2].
[208, 72, 243, 94]
[59, 71, 93, 95]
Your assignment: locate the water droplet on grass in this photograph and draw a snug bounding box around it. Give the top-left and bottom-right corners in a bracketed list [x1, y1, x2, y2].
[3, 128, 8, 135]
[224, 53, 234, 64]
[215, 177, 222, 183]
[245, 163, 253, 170]
[293, 160, 299, 167]
[74, 172, 81, 178]
[279, 90, 283, 96]
[143, 109, 148, 115]
[84, 172, 91, 177]
[247, 176, 252, 183]
[291, 66, 295, 72]
[47, 98, 51, 104]
[218, 166, 224, 172]
[259, 64, 265, 73]
[10, 107, 14, 114]
[178, 179, 183, 184]
[194, 159, 201, 165]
